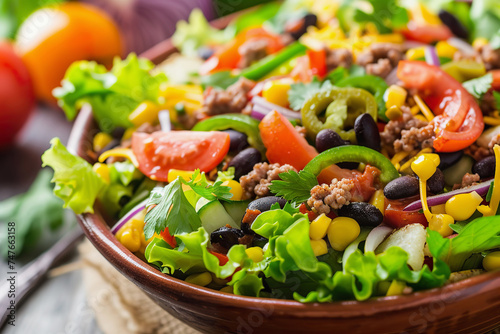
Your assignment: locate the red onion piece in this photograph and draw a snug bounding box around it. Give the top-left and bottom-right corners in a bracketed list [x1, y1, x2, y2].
[110, 199, 147, 234]
[81, 0, 215, 54]
[403, 180, 493, 212]
[251, 96, 302, 120]
[385, 68, 399, 86]
[447, 37, 475, 56]
[365, 225, 394, 253]
[424, 46, 440, 66]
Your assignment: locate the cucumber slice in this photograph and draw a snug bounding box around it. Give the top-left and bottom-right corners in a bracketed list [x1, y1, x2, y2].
[198, 200, 239, 234]
[443, 155, 474, 186]
[222, 200, 250, 226]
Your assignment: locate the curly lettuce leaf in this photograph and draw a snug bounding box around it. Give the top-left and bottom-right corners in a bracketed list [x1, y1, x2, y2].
[427, 215, 500, 271]
[41, 138, 106, 214]
[53, 54, 167, 132]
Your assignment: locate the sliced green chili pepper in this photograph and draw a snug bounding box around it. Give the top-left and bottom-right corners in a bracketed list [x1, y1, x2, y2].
[303, 145, 399, 185]
[240, 42, 307, 81]
[440, 60, 486, 83]
[192, 114, 265, 154]
[301, 87, 378, 142]
[335, 75, 389, 122]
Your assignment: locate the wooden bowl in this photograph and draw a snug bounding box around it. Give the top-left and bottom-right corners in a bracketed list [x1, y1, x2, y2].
[67, 12, 500, 334]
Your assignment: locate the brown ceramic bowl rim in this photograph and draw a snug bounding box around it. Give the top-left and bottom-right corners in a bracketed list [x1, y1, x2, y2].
[67, 8, 500, 319]
[70, 105, 500, 318]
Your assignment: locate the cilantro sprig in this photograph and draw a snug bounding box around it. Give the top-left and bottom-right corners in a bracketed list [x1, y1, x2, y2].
[181, 170, 233, 202]
[463, 73, 493, 100]
[269, 170, 318, 204]
[352, 0, 409, 34]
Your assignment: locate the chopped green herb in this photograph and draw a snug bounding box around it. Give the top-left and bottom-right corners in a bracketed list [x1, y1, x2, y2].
[269, 170, 318, 204]
[463, 73, 493, 100]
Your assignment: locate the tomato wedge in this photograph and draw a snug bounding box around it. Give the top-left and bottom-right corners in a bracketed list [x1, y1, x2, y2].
[400, 24, 452, 44]
[132, 131, 230, 181]
[397, 61, 484, 152]
[384, 197, 428, 229]
[259, 110, 354, 183]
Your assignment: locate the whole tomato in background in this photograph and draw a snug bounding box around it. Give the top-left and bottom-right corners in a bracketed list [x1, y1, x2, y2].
[15, 2, 123, 104]
[0, 42, 35, 148]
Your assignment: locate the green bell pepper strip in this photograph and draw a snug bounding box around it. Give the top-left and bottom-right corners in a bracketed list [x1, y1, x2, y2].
[301, 87, 378, 142]
[192, 114, 265, 154]
[240, 42, 307, 81]
[335, 75, 389, 122]
[303, 145, 399, 185]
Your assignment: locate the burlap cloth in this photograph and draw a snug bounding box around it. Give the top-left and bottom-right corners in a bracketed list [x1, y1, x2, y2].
[78, 240, 201, 334]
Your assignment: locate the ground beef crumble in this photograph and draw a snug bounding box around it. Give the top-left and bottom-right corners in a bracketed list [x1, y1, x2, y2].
[325, 47, 353, 72]
[198, 78, 255, 118]
[454, 43, 500, 70]
[238, 39, 269, 69]
[381, 106, 434, 153]
[452, 172, 481, 190]
[240, 163, 297, 199]
[356, 43, 405, 78]
[307, 178, 354, 214]
[466, 133, 500, 161]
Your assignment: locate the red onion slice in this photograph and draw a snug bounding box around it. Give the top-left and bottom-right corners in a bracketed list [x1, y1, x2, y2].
[365, 225, 394, 253]
[447, 37, 475, 56]
[425, 46, 440, 66]
[403, 180, 493, 212]
[110, 199, 147, 234]
[251, 96, 302, 120]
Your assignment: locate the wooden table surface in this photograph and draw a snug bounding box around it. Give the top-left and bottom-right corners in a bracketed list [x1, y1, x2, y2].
[0, 105, 104, 334]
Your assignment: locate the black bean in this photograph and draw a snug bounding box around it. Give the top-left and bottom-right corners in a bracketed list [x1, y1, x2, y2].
[472, 156, 496, 179]
[198, 46, 214, 60]
[354, 114, 381, 152]
[338, 202, 383, 227]
[286, 13, 317, 40]
[241, 221, 255, 235]
[111, 127, 126, 139]
[427, 168, 445, 194]
[248, 196, 287, 212]
[252, 235, 269, 248]
[210, 226, 244, 250]
[438, 10, 468, 40]
[438, 150, 463, 170]
[228, 148, 262, 180]
[315, 129, 349, 153]
[384, 176, 419, 200]
[223, 129, 249, 154]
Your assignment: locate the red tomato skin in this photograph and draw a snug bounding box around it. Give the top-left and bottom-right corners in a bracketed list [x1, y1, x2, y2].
[397, 61, 484, 152]
[384, 198, 428, 229]
[209, 250, 229, 266]
[0, 42, 35, 148]
[131, 131, 230, 182]
[401, 24, 452, 44]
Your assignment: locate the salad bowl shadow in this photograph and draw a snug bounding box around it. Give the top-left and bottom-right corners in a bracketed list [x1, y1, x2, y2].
[67, 10, 500, 332]
[70, 104, 500, 334]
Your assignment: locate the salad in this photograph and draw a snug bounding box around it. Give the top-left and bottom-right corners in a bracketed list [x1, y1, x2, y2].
[42, 0, 500, 303]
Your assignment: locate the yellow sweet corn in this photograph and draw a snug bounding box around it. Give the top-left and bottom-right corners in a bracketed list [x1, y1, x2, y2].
[185, 272, 212, 287]
[406, 47, 426, 61]
[327, 217, 361, 252]
[385, 85, 407, 109]
[221, 180, 243, 201]
[309, 214, 332, 240]
[262, 79, 292, 107]
[369, 189, 385, 215]
[246, 247, 264, 263]
[483, 251, 500, 272]
[92, 163, 110, 183]
[128, 101, 160, 127]
[445, 191, 483, 222]
[93, 132, 113, 153]
[310, 239, 328, 257]
[386, 280, 407, 296]
[119, 228, 142, 253]
[385, 105, 403, 121]
[435, 41, 458, 59]
[428, 213, 454, 237]
[167, 169, 196, 183]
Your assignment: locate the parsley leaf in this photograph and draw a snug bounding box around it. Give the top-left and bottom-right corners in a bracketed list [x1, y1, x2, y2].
[269, 170, 318, 204]
[182, 170, 233, 201]
[463, 73, 493, 99]
[353, 0, 409, 34]
[144, 178, 202, 239]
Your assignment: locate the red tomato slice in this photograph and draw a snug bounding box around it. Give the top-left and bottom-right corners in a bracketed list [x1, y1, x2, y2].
[401, 24, 453, 44]
[384, 198, 428, 229]
[259, 110, 355, 184]
[132, 131, 230, 182]
[397, 61, 484, 152]
[490, 70, 500, 91]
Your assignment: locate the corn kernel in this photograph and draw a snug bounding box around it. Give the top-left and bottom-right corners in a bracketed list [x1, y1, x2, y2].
[406, 47, 425, 61]
[309, 214, 332, 240]
[93, 132, 113, 153]
[262, 79, 292, 107]
[222, 180, 243, 201]
[167, 169, 196, 183]
[310, 239, 328, 257]
[128, 101, 160, 127]
[429, 214, 455, 237]
[185, 272, 213, 287]
[369, 189, 385, 215]
[120, 228, 142, 253]
[92, 163, 110, 183]
[385, 106, 403, 120]
[483, 251, 500, 272]
[220, 286, 234, 293]
[386, 280, 406, 296]
[246, 247, 264, 263]
[445, 191, 483, 221]
[327, 217, 361, 252]
[435, 41, 458, 59]
[385, 85, 408, 109]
